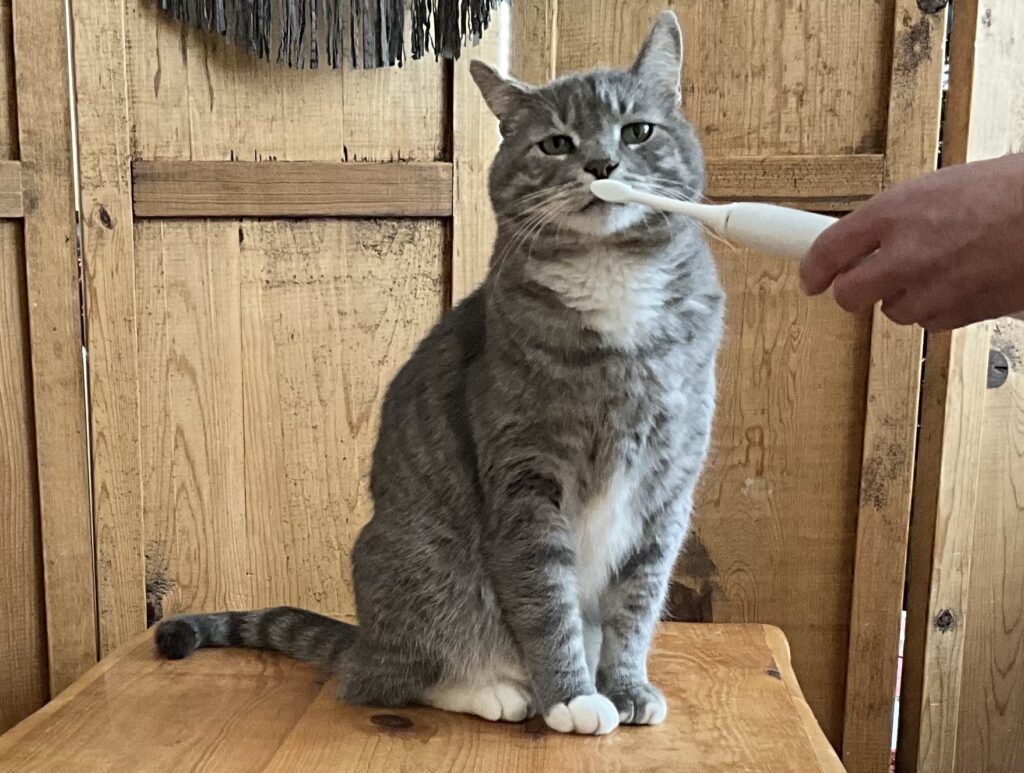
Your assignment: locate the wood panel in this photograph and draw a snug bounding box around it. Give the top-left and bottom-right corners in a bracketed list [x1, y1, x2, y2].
[0, 159, 21, 217]
[900, 3, 1024, 771]
[0, 6, 46, 730]
[685, 242, 871, 748]
[72, 0, 452, 644]
[135, 218, 445, 621]
[954, 320, 1024, 773]
[14, 0, 97, 693]
[123, 1, 446, 162]
[841, 3, 946, 771]
[132, 161, 455, 218]
[71, 0, 147, 658]
[551, 0, 892, 157]
[452, 20, 501, 302]
[0, 219, 49, 732]
[704, 155, 883, 210]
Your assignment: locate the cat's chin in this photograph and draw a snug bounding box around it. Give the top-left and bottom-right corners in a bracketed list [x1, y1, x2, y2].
[560, 202, 647, 238]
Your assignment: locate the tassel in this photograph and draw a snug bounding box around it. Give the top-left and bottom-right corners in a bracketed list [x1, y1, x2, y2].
[151, 0, 502, 70]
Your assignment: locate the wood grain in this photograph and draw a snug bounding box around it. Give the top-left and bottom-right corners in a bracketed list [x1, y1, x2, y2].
[70, 0, 147, 658]
[705, 155, 883, 210]
[132, 161, 455, 218]
[841, 3, 947, 771]
[0, 159, 22, 217]
[74, 0, 451, 640]
[0, 220, 49, 732]
[0, 624, 840, 772]
[452, 21, 501, 302]
[123, 1, 446, 162]
[510, 0, 558, 85]
[899, 3, 1024, 771]
[0, 1, 48, 732]
[686, 240, 870, 749]
[551, 0, 891, 158]
[14, 0, 98, 693]
[954, 321, 1024, 773]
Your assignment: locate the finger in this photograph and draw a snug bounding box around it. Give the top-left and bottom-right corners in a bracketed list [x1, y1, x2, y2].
[799, 207, 886, 296]
[881, 290, 931, 327]
[831, 248, 909, 313]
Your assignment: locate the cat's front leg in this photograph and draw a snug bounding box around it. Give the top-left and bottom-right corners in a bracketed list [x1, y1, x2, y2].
[488, 468, 619, 735]
[597, 531, 682, 726]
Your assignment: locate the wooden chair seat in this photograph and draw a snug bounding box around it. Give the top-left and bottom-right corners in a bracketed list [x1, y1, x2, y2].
[0, 623, 843, 772]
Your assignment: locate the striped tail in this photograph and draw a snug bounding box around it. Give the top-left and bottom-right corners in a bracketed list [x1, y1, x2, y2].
[154, 607, 358, 669]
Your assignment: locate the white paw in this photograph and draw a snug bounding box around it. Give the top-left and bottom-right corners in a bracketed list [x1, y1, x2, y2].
[422, 680, 533, 722]
[544, 694, 619, 735]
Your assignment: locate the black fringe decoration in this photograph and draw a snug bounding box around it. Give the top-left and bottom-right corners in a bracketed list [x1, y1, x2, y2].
[156, 0, 504, 69]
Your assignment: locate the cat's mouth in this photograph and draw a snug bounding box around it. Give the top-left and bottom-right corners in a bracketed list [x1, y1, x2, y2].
[580, 197, 612, 212]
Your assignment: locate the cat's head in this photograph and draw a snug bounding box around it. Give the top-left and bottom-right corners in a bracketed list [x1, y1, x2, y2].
[471, 11, 703, 239]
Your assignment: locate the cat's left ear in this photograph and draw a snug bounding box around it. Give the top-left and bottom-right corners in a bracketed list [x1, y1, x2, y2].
[470, 60, 533, 124]
[631, 11, 684, 103]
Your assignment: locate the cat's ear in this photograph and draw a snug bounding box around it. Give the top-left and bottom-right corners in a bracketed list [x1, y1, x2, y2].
[631, 11, 684, 103]
[470, 60, 533, 122]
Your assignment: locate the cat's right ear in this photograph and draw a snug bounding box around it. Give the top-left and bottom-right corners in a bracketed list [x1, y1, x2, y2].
[470, 61, 532, 124]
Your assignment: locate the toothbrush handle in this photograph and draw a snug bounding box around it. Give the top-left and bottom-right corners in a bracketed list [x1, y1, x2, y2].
[723, 203, 838, 259]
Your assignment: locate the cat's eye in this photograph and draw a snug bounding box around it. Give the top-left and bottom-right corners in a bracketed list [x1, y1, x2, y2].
[622, 122, 654, 145]
[539, 135, 575, 155]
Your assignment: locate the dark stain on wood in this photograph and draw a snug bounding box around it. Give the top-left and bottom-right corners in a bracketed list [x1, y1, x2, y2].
[98, 205, 114, 230]
[370, 714, 414, 731]
[894, 13, 934, 80]
[916, 0, 948, 14]
[666, 530, 719, 622]
[859, 416, 904, 513]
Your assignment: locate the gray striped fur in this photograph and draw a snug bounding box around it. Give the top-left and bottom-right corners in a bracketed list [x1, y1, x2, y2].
[156, 11, 722, 734]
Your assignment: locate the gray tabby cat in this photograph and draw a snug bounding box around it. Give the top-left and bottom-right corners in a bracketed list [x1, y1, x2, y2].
[155, 10, 723, 736]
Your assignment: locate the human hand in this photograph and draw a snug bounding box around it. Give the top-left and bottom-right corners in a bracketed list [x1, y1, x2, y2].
[799, 154, 1024, 330]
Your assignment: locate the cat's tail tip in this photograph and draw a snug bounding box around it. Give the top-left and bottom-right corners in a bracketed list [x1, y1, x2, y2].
[155, 618, 200, 659]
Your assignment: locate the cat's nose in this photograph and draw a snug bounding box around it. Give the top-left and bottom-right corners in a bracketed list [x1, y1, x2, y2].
[584, 158, 619, 179]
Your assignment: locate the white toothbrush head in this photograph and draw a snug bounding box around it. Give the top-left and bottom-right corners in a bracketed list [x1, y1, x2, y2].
[590, 179, 636, 203]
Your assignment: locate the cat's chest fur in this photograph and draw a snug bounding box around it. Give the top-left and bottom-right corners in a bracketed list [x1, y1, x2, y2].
[534, 249, 673, 349]
[574, 463, 644, 614]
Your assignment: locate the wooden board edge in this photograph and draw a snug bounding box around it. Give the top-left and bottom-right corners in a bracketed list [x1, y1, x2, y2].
[70, 0, 148, 656]
[762, 626, 846, 773]
[13, 0, 99, 695]
[0, 160, 24, 217]
[0, 630, 154, 752]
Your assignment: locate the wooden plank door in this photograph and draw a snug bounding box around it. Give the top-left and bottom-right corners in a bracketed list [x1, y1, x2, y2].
[69, 1, 500, 657]
[512, 2, 945, 767]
